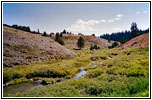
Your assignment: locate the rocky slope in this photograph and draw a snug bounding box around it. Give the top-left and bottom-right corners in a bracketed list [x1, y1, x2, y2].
[3, 26, 77, 67]
[119, 33, 149, 50]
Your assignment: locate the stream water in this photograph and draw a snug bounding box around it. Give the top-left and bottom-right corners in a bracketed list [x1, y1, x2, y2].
[3, 69, 88, 97]
[72, 70, 87, 79]
[3, 82, 40, 97]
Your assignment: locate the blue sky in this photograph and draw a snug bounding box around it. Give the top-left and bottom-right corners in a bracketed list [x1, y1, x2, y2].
[3, 3, 149, 36]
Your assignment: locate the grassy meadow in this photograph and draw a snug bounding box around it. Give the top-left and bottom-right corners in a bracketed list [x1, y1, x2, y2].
[3, 45, 149, 97]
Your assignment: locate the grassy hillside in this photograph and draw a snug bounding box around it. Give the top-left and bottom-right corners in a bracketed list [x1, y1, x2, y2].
[51, 34, 114, 50]
[3, 26, 77, 67]
[3, 26, 149, 97]
[3, 46, 149, 97]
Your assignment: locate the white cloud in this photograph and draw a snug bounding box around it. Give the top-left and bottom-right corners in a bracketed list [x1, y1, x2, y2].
[143, 10, 147, 13]
[117, 14, 124, 18]
[136, 11, 140, 14]
[108, 19, 114, 23]
[67, 19, 99, 33]
[113, 14, 124, 21]
[114, 17, 120, 20]
[67, 14, 124, 33]
[101, 19, 106, 23]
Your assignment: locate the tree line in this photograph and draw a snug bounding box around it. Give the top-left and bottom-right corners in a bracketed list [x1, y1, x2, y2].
[100, 22, 149, 44]
[3, 24, 41, 34]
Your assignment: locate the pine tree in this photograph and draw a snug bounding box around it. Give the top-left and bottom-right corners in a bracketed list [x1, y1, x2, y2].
[42, 31, 47, 36]
[120, 37, 127, 44]
[55, 33, 64, 45]
[77, 37, 85, 50]
[131, 22, 139, 38]
[60, 32, 63, 37]
[37, 29, 40, 34]
[63, 29, 66, 34]
[90, 45, 93, 50]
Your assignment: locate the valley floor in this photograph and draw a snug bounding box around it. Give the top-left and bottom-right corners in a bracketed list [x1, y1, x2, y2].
[3, 46, 149, 97]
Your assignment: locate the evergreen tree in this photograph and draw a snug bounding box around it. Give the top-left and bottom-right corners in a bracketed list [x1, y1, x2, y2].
[131, 22, 139, 38]
[55, 33, 60, 41]
[42, 31, 47, 36]
[60, 32, 63, 37]
[77, 37, 85, 50]
[108, 37, 111, 42]
[55, 33, 64, 45]
[120, 37, 127, 44]
[92, 34, 95, 36]
[63, 29, 66, 34]
[37, 29, 40, 34]
[90, 45, 93, 50]
[50, 33, 52, 37]
[94, 44, 98, 49]
[58, 38, 64, 45]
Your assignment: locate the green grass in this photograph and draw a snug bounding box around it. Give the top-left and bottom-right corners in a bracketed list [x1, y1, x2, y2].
[3, 46, 149, 97]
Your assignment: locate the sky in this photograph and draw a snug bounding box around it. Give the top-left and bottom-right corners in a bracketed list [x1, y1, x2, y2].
[3, 2, 150, 36]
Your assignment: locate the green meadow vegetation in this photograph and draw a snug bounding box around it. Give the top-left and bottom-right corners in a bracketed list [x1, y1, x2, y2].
[3, 46, 149, 97]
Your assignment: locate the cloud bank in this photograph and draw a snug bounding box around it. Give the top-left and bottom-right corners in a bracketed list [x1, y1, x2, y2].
[67, 14, 124, 34]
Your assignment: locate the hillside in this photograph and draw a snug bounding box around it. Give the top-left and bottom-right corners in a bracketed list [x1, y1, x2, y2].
[119, 33, 149, 50]
[3, 26, 77, 67]
[3, 27, 149, 97]
[51, 34, 114, 49]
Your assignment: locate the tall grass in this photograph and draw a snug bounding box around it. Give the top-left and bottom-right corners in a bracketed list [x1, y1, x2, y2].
[4, 46, 149, 97]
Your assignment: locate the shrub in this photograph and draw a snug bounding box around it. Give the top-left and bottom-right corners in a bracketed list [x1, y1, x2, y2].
[7, 78, 30, 85]
[85, 68, 104, 78]
[41, 80, 47, 85]
[108, 42, 118, 49]
[55, 33, 64, 45]
[3, 71, 24, 84]
[85, 85, 98, 96]
[58, 38, 64, 45]
[97, 74, 118, 82]
[26, 68, 67, 78]
[100, 56, 107, 60]
[77, 37, 85, 50]
[90, 44, 100, 50]
[42, 31, 47, 36]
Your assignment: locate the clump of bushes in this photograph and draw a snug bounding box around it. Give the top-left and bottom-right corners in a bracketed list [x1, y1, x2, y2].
[97, 74, 118, 82]
[100, 55, 107, 60]
[55, 33, 64, 45]
[12, 24, 31, 32]
[7, 78, 31, 85]
[3, 71, 24, 84]
[77, 37, 85, 50]
[26, 68, 67, 78]
[85, 85, 98, 96]
[108, 42, 119, 49]
[85, 68, 104, 78]
[90, 44, 100, 50]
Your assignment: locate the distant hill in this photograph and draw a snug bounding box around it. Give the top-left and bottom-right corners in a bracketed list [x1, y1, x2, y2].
[118, 33, 149, 50]
[3, 26, 77, 67]
[51, 34, 114, 49]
